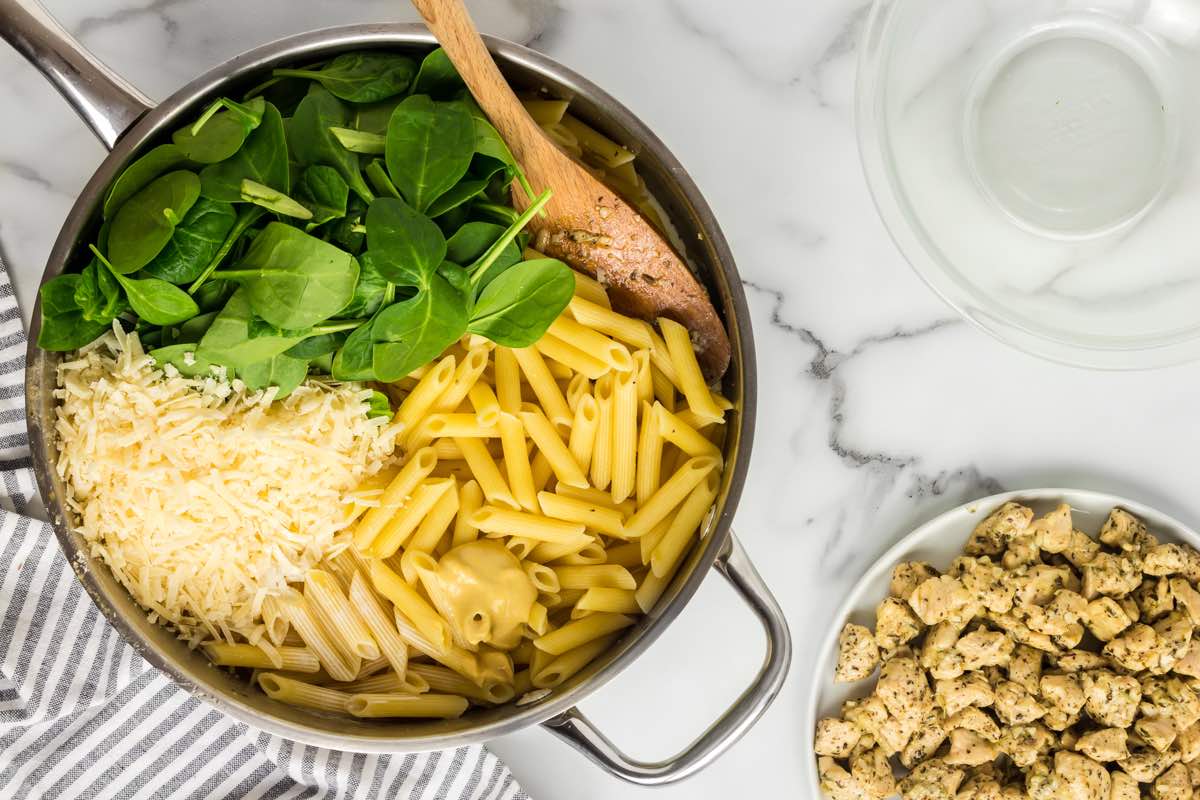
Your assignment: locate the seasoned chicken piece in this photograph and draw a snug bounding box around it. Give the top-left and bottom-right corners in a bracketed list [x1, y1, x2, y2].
[1173, 641, 1200, 679]
[988, 612, 1060, 655]
[1177, 720, 1200, 763]
[1054, 649, 1109, 672]
[891, 562, 939, 602]
[815, 718, 863, 758]
[1014, 565, 1078, 608]
[818, 756, 871, 800]
[1109, 771, 1140, 800]
[945, 706, 1001, 741]
[1141, 676, 1200, 732]
[1021, 591, 1088, 638]
[1118, 747, 1180, 783]
[1134, 578, 1176, 623]
[1074, 728, 1129, 762]
[897, 758, 965, 800]
[922, 622, 968, 681]
[1082, 671, 1142, 728]
[1099, 509, 1148, 551]
[1104, 623, 1162, 672]
[1117, 594, 1141, 624]
[1134, 716, 1178, 753]
[909, 576, 978, 626]
[1030, 504, 1073, 554]
[993, 680, 1046, 725]
[944, 728, 998, 767]
[877, 655, 931, 722]
[1000, 723, 1054, 768]
[1151, 762, 1191, 800]
[850, 746, 896, 800]
[1082, 553, 1142, 599]
[900, 707, 947, 769]
[843, 694, 915, 757]
[968, 502, 1034, 557]
[1145, 544, 1193, 577]
[1061, 530, 1102, 569]
[876, 597, 925, 653]
[1152, 610, 1194, 673]
[1039, 706, 1079, 732]
[956, 628, 1014, 670]
[1002, 534, 1041, 571]
[1060, 728, 1080, 750]
[836, 623, 880, 682]
[1052, 622, 1084, 651]
[1168, 578, 1200, 624]
[1187, 759, 1200, 786]
[1039, 673, 1085, 715]
[935, 672, 995, 717]
[1008, 644, 1043, 692]
[1083, 596, 1132, 642]
[956, 769, 1004, 800]
[1053, 752, 1111, 800]
[954, 557, 1016, 614]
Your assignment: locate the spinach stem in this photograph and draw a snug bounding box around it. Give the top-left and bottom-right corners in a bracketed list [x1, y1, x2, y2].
[383, 284, 396, 305]
[310, 320, 366, 335]
[190, 99, 224, 136]
[468, 189, 552, 290]
[187, 206, 265, 294]
[473, 202, 519, 224]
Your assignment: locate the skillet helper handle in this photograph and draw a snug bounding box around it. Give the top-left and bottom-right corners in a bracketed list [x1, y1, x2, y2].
[0, 0, 152, 149]
[542, 533, 792, 786]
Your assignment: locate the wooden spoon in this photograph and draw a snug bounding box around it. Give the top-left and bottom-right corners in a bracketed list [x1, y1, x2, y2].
[410, 0, 732, 381]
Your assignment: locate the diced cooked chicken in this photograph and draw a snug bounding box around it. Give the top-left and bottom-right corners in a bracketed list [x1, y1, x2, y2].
[1054, 649, 1109, 672]
[1002, 534, 1041, 571]
[850, 746, 896, 800]
[815, 718, 863, 758]
[1104, 623, 1162, 672]
[1135, 716, 1178, 753]
[844, 694, 915, 756]
[1014, 566, 1078, 608]
[1169, 578, 1200, 624]
[945, 706, 1001, 741]
[1030, 504, 1073, 554]
[1145, 544, 1193, 577]
[1152, 610, 1194, 673]
[900, 707, 947, 769]
[818, 757, 871, 800]
[1151, 762, 1191, 800]
[1061, 530, 1101, 569]
[1174, 641, 1200, 679]
[1118, 747, 1180, 783]
[1141, 677, 1200, 733]
[1135, 578, 1176, 623]
[897, 758, 964, 800]
[1117, 594, 1141, 623]
[909, 576, 978, 626]
[1052, 622, 1084, 651]
[1007, 644, 1043, 692]
[988, 612, 1060, 655]
[1081, 671, 1142, 729]
[1082, 553, 1142, 599]
[1074, 727, 1129, 762]
[955, 768, 1004, 800]
[1082, 596, 1131, 642]
[967, 503, 1034, 557]
[1021, 591, 1087, 638]
[1177, 720, 1200, 763]
[921, 621, 967, 680]
[875, 597, 925, 653]
[1039, 674, 1085, 715]
[1040, 707, 1079, 732]
[944, 728, 998, 767]
[877, 655, 931, 722]
[1052, 752, 1111, 800]
[935, 672, 995, 717]
[956, 629, 1014, 670]
[1099, 509, 1148, 550]
[891, 562, 940, 602]
[836, 623, 881, 682]
[1000, 723, 1054, 768]
[993, 681, 1046, 725]
[1109, 771, 1140, 800]
[954, 557, 1017, 614]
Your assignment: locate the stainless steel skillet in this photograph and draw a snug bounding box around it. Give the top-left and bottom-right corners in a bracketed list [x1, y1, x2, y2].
[0, 0, 791, 785]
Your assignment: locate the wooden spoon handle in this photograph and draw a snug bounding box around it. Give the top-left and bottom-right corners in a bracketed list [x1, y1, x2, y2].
[409, 0, 544, 155]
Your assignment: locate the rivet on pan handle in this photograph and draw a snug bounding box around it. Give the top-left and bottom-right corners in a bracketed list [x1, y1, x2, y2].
[542, 533, 792, 785]
[0, 0, 153, 150]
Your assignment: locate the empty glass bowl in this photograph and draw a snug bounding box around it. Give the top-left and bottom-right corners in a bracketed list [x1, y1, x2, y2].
[858, 0, 1200, 368]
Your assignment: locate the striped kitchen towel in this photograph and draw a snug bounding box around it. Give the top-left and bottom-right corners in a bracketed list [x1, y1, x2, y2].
[0, 256, 529, 800]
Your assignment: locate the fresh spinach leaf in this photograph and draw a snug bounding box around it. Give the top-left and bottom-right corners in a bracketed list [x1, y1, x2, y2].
[102, 144, 187, 220]
[93, 246, 199, 326]
[426, 174, 491, 218]
[331, 313, 378, 380]
[74, 257, 127, 323]
[445, 221, 516, 267]
[371, 276, 467, 381]
[437, 261, 471, 297]
[172, 96, 265, 164]
[465, 188, 551, 291]
[141, 197, 237, 284]
[339, 252, 388, 318]
[37, 274, 111, 351]
[289, 86, 374, 203]
[412, 48, 462, 98]
[238, 353, 309, 397]
[214, 222, 359, 329]
[107, 170, 202, 274]
[148, 344, 220, 377]
[384, 95, 474, 214]
[351, 98, 404, 136]
[366, 389, 392, 418]
[197, 288, 310, 368]
[294, 165, 348, 229]
[471, 115, 533, 200]
[284, 330, 347, 358]
[364, 197, 446, 286]
[310, 352, 334, 374]
[199, 101, 289, 201]
[240, 179, 313, 219]
[467, 258, 574, 347]
[365, 159, 401, 200]
[274, 52, 417, 103]
[185, 205, 266, 294]
[193, 278, 234, 312]
[329, 127, 385, 154]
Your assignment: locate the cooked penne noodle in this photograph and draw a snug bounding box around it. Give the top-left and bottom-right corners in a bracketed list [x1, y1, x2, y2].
[341, 670, 428, 695]
[498, 413, 538, 511]
[567, 297, 653, 349]
[434, 347, 489, 413]
[567, 394, 599, 476]
[258, 673, 351, 712]
[406, 480, 460, 554]
[521, 97, 569, 125]
[636, 563, 677, 613]
[493, 347, 522, 414]
[260, 595, 289, 646]
[407, 663, 516, 705]
[632, 350, 653, 406]
[518, 405, 589, 489]
[568, 269, 611, 308]
[531, 634, 619, 689]
[610, 370, 639, 503]
[651, 364, 676, 412]
[353, 447, 438, 550]
[511, 640, 536, 667]
[471, 506, 587, 545]
[275, 588, 359, 682]
[535, 333, 609, 379]
[369, 478, 456, 558]
[635, 401, 663, 505]
[549, 316, 633, 373]
[523, 561, 560, 594]
[455, 437, 519, 510]
[356, 654, 394, 681]
[525, 602, 550, 637]
[536, 491, 626, 538]
[644, 324, 682, 391]
[512, 347, 572, 431]
[452, 480, 484, 546]
[605, 541, 644, 569]
[650, 472, 719, 577]
[641, 515, 673, 565]
[573, 587, 641, 617]
[554, 565, 637, 591]
[565, 373, 590, 413]
[305, 570, 380, 662]
[467, 381, 501, 426]
[534, 613, 634, 655]
[345, 692, 469, 719]
[590, 374, 615, 490]
[532, 539, 607, 565]
[560, 114, 636, 167]
[506, 536, 536, 560]
[659, 318, 723, 423]
[432, 439, 465, 460]
[398, 355, 457, 443]
[411, 414, 499, 448]
[530, 451, 555, 493]
[349, 571, 410, 679]
[369, 560, 452, 652]
[546, 359, 573, 381]
[673, 407, 721, 433]
[654, 403, 721, 458]
[203, 643, 320, 672]
[554, 484, 637, 515]
[392, 610, 485, 684]
[624, 456, 719, 538]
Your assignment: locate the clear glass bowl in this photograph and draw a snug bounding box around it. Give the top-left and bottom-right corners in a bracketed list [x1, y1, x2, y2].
[858, 0, 1200, 368]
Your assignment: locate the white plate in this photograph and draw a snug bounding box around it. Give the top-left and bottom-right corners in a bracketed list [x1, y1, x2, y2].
[801, 488, 1200, 797]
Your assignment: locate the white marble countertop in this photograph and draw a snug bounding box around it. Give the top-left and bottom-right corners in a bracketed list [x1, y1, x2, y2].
[6, 0, 1200, 797]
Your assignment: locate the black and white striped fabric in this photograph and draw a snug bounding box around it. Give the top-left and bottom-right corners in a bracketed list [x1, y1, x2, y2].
[0, 258, 529, 799]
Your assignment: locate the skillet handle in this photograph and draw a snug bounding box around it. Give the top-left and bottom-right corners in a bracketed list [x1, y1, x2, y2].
[541, 533, 792, 785]
[0, 0, 152, 149]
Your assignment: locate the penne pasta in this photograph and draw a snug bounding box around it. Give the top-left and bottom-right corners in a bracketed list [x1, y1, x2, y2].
[468, 381, 501, 426]
[369, 560, 451, 653]
[260, 595, 289, 647]
[531, 538, 606, 565]
[523, 561, 560, 594]
[525, 602, 550, 637]
[406, 479, 460, 554]
[452, 480, 484, 546]
[275, 588, 359, 682]
[549, 316, 634, 373]
[654, 403, 722, 458]
[258, 673, 351, 713]
[369, 478, 456, 558]
[348, 572, 410, 679]
[632, 350, 653, 406]
[531, 634, 620, 689]
[518, 404, 589, 489]
[567, 394, 599, 476]
[624, 456, 719, 538]
[352, 447, 438, 550]
[565, 373, 590, 413]
[493, 347, 522, 415]
[305, 569, 380, 662]
[455, 437, 519, 510]
[554, 484, 637, 516]
[635, 400, 663, 505]
[410, 414, 499, 450]
[569, 269, 611, 308]
[589, 374, 615, 490]
[650, 472, 720, 577]
[533, 613, 634, 655]
[407, 663, 516, 705]
[651, 364, 676, 412]
[341, 670, 428, 695]
[434, 347, 490, 413]
[659, 318, 723, 423]
[506, 536, 537, 560]
[572, 587, 641, 617]
[530, 451, 555, 493]
[610, 369, 639, 503]
[512, 347, 572, 431]
[498, 413, 538, 511]
[604, 541, 644, 569]
[521, 97, 569, 126]
[560, 114, 636, 167]
[567, 297, 653, 349]
[470, 506, 588, 545]
[203, 643, 319, 673]
[553, 565, 637, 591]
[535, 333, 609, 379]
[345, 692, 469, 719]
[398, 355, 458, 444]
[536, 491, 626, 538]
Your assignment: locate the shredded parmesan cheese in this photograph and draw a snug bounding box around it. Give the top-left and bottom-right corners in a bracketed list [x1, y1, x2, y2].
[54, 325, 400, 645]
